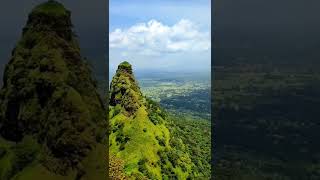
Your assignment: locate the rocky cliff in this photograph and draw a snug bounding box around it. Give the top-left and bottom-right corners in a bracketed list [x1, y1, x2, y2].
[0, 1, 106, 179]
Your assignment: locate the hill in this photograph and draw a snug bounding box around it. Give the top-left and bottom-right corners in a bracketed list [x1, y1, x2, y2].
[109, 61, 194, 179]
[0, 1, 107, 179]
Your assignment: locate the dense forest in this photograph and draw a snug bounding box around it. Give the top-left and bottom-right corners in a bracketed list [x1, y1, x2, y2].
[214, 61, 320, 179]
[168, 112, 211, 179]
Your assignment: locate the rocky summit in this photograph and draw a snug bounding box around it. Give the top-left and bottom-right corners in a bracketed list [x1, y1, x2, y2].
[110, 61, 143, 116]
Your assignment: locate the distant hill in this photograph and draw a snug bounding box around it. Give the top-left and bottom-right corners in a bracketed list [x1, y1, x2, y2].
[0, 1, 106, 179]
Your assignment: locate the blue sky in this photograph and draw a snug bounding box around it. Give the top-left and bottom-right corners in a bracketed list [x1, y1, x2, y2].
[109, 0, 211, 74]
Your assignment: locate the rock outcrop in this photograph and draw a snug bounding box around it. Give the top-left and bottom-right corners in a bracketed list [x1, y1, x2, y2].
[109, 61, 143, 116]
[0, 1, 106, 179]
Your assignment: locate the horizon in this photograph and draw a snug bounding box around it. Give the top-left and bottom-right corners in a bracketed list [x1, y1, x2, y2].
[108, 66, 211, 82]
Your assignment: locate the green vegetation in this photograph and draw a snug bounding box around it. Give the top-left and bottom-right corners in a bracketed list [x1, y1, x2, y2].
[214, 63, 320, 179]
[109, 62, 204, 179]
[168, 113, 211, 179]
[0, 1, 106, 179]
[118, 61, 133, 72]
[137, 73, 212, 179]
[31, 0, 69, 17]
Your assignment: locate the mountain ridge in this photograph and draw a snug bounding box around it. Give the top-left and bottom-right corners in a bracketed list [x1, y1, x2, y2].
[109, 61, 193, 179]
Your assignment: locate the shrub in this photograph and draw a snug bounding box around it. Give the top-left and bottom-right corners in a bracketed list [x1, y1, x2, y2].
[113, 104, 122, 116]
[138, 158, 148, 174]
[156, 136, 166, 147]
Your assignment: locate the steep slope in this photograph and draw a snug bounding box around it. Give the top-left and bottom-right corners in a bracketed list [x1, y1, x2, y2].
[0, 1, 106, 179]
[109, 62, 192, 179]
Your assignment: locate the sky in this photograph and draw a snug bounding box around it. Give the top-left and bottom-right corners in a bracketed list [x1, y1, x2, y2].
[109, 0, 211, 74]
[214, 0, 320, 64]
[0, 0, 107, 85]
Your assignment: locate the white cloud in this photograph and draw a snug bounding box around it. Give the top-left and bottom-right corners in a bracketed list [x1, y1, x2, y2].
[109, 19, 210, 55]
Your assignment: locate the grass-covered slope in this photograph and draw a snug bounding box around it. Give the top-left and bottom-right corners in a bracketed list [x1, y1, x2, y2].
[109, 62, 193, 179]
[0, 1, 106, 179]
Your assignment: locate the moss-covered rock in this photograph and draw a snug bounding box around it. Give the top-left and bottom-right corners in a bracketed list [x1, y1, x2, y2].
[109, 61, 142, 116]
[0, 1, 107, 179]
[32, 0, 69, 17]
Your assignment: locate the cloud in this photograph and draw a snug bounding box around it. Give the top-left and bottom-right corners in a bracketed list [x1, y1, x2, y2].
[109, 19, 210, 55]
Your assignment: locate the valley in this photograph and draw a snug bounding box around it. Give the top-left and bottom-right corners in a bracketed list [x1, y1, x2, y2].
[138, 72, 211, 120]
[214, 62, 320, 179]
[140, 72, 212, 178]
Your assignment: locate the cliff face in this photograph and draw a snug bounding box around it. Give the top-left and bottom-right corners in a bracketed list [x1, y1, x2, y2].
[0, 1, 106, 178]
[109, 61, 192, 179]
[109, 61, 143, 115]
